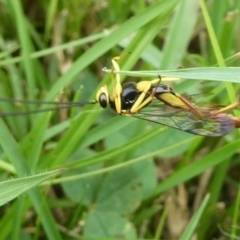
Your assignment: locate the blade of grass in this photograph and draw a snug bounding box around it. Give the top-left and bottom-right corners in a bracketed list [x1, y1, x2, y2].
[197, 157, 232, 238]
[154, 202, 169, 239]
[9, 0, 36, 99]
[0, 118, 62, 239]
[0, 32, 110, 66]
[111, 67, 240, 83]
[199, 0, 235, 103]
[179, 194, 210, 240]
[11, 198, 24, 240]
[44, 0, 58, 40]
[198, 4, 239, 239]
[0, 200, 28, 240]
[47, 136, 195, 185]
[152, 137, 240, 196]
[160, 0, 199, 69]
[0, 169, 64, 206]
[230, 183, 240, 240]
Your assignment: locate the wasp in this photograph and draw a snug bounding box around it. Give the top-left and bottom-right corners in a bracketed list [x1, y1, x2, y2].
[1, 56, 239, 137]
[96, 56, 240, 137]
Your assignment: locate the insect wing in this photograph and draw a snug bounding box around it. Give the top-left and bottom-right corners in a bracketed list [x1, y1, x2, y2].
[131, 99, 235, 137]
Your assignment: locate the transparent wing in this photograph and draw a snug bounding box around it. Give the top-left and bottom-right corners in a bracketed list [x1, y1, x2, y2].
[130, 99, 235, 137]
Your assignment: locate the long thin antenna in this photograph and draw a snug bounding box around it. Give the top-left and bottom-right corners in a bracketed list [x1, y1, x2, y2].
[0, 99, 98, 117]
[0, 97, 97, 106]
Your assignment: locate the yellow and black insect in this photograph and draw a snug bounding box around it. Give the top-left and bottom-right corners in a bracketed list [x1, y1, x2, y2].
[95, 56, 240, 137]
[1, 55, 240, 137]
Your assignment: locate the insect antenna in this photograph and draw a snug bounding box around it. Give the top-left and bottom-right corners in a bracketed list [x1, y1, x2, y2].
[0, 98, 97, 117]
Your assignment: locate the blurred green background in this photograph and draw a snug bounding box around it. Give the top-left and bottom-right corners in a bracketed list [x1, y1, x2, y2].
[0, 0, 240, 239]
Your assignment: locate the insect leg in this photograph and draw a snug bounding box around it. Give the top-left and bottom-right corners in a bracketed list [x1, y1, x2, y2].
[173, 93, 203, 117]
[111, 55, 125, 114]
[211, 94, 240, 115]
[155, 85, 204, 117]
[130, 76, 162, 113]
[228, 115, 240, 128]
[210, 94, 240, 129]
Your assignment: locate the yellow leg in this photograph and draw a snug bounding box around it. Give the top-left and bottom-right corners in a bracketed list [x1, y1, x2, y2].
[113, 82, 122, 114]
[130, 77, 162, 113]
[111, 53, 130, 73]
[111, 55, 126, 114]
[130, 93, 154, 113]
[211, 94, 240, 115]
[130, 91, 152, 113]
[150, 77, 181, 82]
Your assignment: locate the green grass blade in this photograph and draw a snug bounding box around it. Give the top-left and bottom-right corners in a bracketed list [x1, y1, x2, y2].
[111, 67, 240, 83]
[9, 0, 36, 99]
[153, 138, 240, 196]
[0, 119, 62, 239]
[0, 169, 64, 206]
[161, 0, 199, 69]
[179, 194, 210, 240]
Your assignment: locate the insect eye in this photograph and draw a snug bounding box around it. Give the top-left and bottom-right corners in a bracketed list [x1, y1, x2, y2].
[99, 93, 108, 108]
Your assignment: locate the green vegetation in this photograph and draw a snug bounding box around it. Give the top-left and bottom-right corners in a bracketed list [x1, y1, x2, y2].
[0, 0, 240, 239]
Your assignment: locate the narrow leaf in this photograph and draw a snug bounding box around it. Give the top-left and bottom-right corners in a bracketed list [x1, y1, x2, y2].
[0, 169, 64, 206]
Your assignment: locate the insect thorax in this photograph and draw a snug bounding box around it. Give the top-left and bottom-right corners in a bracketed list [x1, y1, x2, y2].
[109, 82, 142, 112]
[109, 81, 176, 113]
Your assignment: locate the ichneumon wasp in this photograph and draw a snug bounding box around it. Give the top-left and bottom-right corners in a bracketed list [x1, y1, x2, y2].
[96, 55, 240, 137]
[1, 55, 240, 137]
